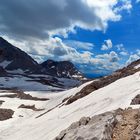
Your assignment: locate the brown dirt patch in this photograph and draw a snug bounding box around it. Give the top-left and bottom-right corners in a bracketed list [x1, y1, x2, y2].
[112, 108, 140, 140]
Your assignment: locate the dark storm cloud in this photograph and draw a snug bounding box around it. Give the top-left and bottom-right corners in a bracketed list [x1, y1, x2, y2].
[0, 0, 103, 39]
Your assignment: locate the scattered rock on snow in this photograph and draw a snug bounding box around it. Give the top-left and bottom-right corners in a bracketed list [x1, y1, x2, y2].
[131, 94, 140, 105]
[18, 104, 44, 111]
[0, 100, 5, 105]
[0, 90, 49, 101]
[0, 108, 14, 121]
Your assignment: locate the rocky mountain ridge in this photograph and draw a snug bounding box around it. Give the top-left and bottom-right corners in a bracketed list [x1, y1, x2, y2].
[0, 37, 84, 90]
[41, 59, 84, 79]
[0, 37, 41, 73]
[63, 58, 140, 105]
[0, 37, 83, 79]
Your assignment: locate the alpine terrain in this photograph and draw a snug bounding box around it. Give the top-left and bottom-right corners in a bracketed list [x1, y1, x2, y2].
[0, 37, 84, 91]
[0, 37, 140, 140]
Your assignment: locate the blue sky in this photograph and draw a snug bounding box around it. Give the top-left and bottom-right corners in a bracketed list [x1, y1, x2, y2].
[57, 1, 140, 77]
[0, 0, 140, 78]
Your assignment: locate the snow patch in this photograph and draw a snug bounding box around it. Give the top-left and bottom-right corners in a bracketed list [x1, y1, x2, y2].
[135, 64, 140, 69]
[0, 76, 59, 91]
[0, 60, 12, 68]
[8, 69, 25, 74]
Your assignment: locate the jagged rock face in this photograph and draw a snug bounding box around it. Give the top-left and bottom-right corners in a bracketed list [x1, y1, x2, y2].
[54, 108, 140, 140]
[54, 111, 116, 140]
[41, 59, 83, 79]
[0, 37, 41, 73]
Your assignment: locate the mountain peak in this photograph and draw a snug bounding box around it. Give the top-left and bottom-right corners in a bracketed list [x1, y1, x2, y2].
[0, 37, 10, 45]
[0, 37, 5, 40]
[0, 37, 41, 73]
[41, 59, 84, 79]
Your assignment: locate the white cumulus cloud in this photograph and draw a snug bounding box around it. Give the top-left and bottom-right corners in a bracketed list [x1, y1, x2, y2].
[101, 39, 113, 50]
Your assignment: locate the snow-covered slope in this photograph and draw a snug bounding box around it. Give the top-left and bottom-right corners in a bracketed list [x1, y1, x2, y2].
[0, 71, 140, 140]
[0, 73, 82, 91]
[0, 76, 57, 91]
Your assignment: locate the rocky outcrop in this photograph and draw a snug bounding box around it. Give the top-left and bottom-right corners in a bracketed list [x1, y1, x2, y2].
[64, 59, 140, 105]
[131, 94, 140, 105]
[0, 108, 14, 121]
[54, 111, 116, 140]
[18, 104, 44, 111]
[0, 100, 4, 105]
[0, 90, 49, 101]
[54, 108, 140, 140]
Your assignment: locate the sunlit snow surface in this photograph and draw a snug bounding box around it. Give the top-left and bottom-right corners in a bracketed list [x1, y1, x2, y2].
[0, 72, 140, 140]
